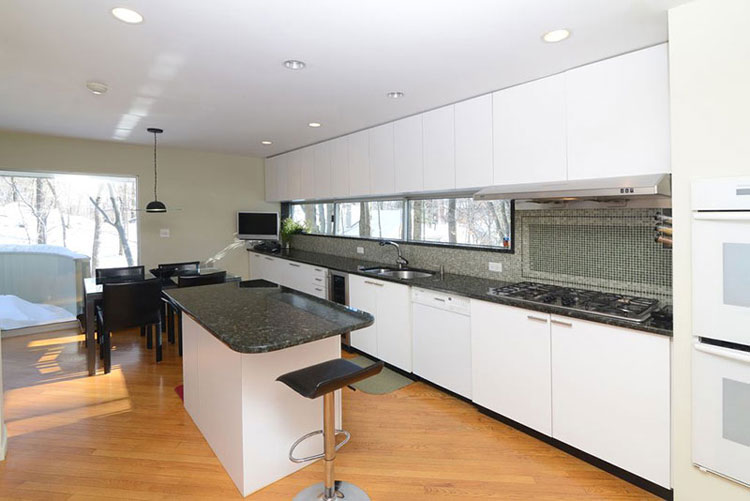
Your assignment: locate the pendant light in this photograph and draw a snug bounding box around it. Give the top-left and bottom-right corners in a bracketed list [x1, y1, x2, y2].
[145, 127, 167, 213]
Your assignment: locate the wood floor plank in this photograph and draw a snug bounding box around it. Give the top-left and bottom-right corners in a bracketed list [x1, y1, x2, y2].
[0, 328, 658, 500]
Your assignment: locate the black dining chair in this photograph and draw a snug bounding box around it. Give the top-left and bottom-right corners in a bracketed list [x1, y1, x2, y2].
[95, 265, 145, 284]
[96, 278, 163, 374]
[170, 271, 227, 357]
[157, 261, 200, 342]
[177, 271, 227, 288]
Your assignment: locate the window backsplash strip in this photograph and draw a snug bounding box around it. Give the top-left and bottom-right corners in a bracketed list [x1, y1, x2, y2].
[290, 208, 672, 301]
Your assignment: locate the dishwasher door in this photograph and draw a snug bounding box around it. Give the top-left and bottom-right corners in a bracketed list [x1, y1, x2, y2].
[412, 288, 472, 399]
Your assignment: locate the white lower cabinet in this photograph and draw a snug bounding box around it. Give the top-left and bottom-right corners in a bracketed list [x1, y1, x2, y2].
[550, 315, 671, 488]
[247, 252, 327, 299]
[348, 274, 411, 372]
[470, 300, 552, 435]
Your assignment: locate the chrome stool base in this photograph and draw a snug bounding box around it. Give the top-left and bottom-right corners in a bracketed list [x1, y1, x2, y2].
[293, 480, 370, 501]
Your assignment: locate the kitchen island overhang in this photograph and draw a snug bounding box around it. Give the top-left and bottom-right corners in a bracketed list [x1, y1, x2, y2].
[165, 282, 374, 497]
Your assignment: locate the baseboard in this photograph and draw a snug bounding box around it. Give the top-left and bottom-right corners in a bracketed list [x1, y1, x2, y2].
[1, 320, 80, 338]
[476, 406, 673, 501]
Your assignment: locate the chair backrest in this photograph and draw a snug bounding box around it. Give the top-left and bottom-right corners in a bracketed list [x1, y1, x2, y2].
[102, 278, 162, 331]
[178, 271, 227, 288]
[96, 265, 145, 284]
[158, 261, 200, 276]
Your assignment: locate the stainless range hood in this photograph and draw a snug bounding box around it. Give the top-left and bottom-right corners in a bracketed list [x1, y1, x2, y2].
[473, 173, 671, 202]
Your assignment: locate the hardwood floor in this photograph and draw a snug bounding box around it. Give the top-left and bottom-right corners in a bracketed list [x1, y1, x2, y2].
[0, 328, 657, 500]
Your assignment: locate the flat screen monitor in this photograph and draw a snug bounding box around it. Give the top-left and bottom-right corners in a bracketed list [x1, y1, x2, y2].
[237, 211, 279, 240]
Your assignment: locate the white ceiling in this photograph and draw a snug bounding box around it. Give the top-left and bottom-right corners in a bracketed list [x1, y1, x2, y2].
[0, 0, 687, 158]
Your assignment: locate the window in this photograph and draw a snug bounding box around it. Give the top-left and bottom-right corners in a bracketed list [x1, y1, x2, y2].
[409, 198, 512, 249]
[335, 200, 404, 239]
[290, 202, 335, 235]
[287, 196, 512, 251]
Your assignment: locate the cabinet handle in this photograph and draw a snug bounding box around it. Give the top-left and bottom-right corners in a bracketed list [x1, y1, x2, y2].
[315, 278, 323, 282]
[433, 297, 446, 303]
[264, 257, 274, 261]
[551, 319, 573, 327]
[315, 287, 323, 292]
[364, 280, 384, 287]
[289, 263, 301, 268]
[527, 315, 548, 323]
[314, 268, 323, 272]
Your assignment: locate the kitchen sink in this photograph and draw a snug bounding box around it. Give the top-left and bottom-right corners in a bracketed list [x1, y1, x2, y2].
[360, 266, 435, 280]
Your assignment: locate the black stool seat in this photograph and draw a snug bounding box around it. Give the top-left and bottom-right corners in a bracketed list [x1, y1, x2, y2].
[277, 358, 384, 399]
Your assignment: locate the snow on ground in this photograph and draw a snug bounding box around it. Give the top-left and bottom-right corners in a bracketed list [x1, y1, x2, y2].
[0, 295, 76, 331]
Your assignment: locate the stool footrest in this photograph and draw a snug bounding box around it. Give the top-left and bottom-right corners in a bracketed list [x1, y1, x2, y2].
[289, 429, 351, 463]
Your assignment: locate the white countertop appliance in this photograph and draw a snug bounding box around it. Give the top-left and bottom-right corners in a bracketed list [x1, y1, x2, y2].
[691, 177, 750, 488]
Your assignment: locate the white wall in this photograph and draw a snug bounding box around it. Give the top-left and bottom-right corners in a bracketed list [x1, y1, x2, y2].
[0, 328, 5, 460]
[669, 0, 750, 499]
[0, 130, 278, 278]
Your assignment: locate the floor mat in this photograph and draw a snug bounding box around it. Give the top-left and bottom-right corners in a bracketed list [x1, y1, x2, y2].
[347, 354, 414, 394]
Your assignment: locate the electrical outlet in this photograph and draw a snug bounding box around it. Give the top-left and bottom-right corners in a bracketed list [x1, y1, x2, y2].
[489, 262, 503, 273]
[160, 228, 170, 238]
[356, 247, 365, 255]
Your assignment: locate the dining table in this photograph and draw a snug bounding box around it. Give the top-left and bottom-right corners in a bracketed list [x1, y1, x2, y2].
[83, 268, 240, 375]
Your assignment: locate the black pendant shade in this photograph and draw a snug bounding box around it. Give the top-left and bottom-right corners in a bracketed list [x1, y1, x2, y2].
[146, 127, 167, 213]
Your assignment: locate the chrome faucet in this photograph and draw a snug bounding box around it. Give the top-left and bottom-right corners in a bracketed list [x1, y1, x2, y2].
[379, 240, 409, 269]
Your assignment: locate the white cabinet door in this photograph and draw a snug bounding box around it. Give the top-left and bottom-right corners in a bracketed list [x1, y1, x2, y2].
[550, 315, 671, 488]
[259, 255, 282, 283]
[375, 280, 411, 372]
[423, 105, 455, 191]
[313, 142, 333, 200]
[394, 115, 424, 193]
[274, 154, 290, 201]
[455, 95, 494, 189]
[248, 252, 264, 280]
[348, 274, 378, 357]
[348, 131, 370, 197]
[299, 146, 315, 200]
[330, 136, 350, 198]
[264, 158, 279, 202]
[565, 44, 670, 180]
[493, 74, 567, 184]
[368, 123, 395, 195]
[286, 150, 303, 200]
[470, 300, 552, 435]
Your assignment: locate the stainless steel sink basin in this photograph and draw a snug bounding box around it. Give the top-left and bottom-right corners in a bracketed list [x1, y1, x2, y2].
[360, 266, 435, 280]
[380, 269, 434, 279]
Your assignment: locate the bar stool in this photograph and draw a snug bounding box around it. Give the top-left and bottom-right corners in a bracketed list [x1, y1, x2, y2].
[277, 358, 384, 501]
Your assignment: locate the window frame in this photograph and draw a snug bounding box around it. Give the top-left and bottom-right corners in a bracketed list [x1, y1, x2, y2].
[285, 195, 515, 254]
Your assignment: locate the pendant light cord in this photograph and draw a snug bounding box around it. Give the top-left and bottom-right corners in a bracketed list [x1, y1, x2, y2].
[153, 131, 158, 200]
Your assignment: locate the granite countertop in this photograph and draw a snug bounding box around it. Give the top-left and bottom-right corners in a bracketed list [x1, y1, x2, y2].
[249, 248, 672, 337]
[165, 281, 374, 353]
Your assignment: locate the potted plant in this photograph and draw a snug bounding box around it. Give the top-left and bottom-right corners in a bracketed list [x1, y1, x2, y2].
[280, 218, 307, 250]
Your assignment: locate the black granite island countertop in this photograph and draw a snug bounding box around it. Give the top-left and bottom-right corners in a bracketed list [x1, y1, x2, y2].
[248, 248, 673, 338]
[164, 281, 374, 353]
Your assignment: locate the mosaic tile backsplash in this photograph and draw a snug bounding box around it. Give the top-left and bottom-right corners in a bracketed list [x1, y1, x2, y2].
[291, 208, 672, 301]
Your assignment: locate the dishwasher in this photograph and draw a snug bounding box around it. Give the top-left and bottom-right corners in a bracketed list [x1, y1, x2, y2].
[411, 287, 472, 399]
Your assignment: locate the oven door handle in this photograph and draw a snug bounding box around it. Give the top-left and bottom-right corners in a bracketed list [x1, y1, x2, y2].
[693, 212, 750, 222]
[695, 342, 750, 364]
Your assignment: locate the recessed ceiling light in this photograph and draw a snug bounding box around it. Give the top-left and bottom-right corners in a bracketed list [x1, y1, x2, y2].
[386, 91, 405, 99]
[542, 29, 571, 43]
[111, 7, 143, 24]
[283, 60, 306, 70]
[308, 122, 321, 128]
[86, 81, 109, 95]
[261, 140, 273, 145]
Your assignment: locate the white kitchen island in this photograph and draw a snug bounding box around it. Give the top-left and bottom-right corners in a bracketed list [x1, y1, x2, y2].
[166, 281, 374, 497]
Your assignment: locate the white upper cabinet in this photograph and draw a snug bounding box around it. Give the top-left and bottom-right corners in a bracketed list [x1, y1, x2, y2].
[368, 123, 395, 196]
[394, 115, 424, 193]
[493, 74, 567, 184]
[455, 95, 494, 190]
[313, 141, 333, 200]
[274, 153, 290, 201]
[348, 130, 370, 197]
[330, 136, 350, 198]
[565, 44, 670, 180]
[299, 146, 315, 200]
[264, 157, 279, 202]
[286, 149, 303, 200]
[423, 105, 456, 191]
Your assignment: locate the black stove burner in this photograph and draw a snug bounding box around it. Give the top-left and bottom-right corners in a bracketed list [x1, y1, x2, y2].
[487, 282, 660, 323]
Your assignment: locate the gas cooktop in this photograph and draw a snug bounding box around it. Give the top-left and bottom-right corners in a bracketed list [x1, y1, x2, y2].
[487, 282, 660, 323]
